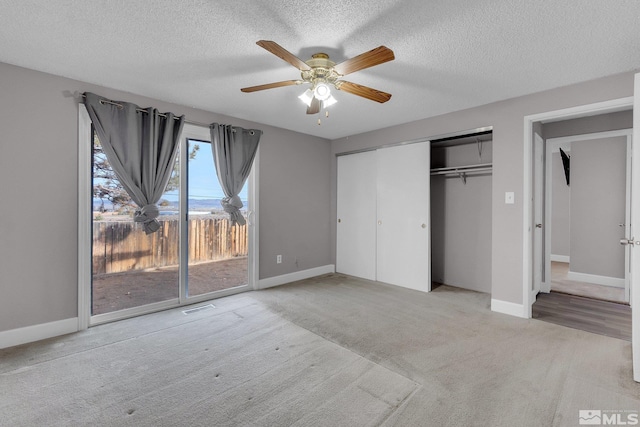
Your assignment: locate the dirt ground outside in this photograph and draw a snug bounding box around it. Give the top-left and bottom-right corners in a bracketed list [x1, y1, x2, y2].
[92, 257, 247, 315]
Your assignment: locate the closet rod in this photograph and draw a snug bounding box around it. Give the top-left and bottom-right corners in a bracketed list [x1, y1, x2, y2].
[430, 163, 492, 175]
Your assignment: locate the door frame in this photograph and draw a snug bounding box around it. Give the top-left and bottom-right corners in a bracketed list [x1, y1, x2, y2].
[543, 130, 632, 303]
[78, 110, 257, 328]
[532, 131, 545, 298]
[522, 96, 634, 319]
[632, 73, 640, 382]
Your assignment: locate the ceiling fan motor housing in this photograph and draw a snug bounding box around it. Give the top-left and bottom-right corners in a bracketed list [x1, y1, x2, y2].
[302, 53, 341, 88]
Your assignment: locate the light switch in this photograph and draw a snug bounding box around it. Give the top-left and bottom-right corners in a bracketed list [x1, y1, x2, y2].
[505, 192, 515, 204]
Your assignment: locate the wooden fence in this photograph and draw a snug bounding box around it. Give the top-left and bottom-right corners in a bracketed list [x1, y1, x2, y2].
[92, 218, 247, 275]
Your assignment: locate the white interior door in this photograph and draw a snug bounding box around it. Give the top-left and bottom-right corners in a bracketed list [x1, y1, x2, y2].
[376, 142, 431, 292]
[632, 73, 640, 382]
[336, 151, 377, 280]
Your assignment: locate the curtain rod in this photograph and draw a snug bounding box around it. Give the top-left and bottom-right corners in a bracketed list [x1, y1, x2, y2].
[80, 93, 211, 128]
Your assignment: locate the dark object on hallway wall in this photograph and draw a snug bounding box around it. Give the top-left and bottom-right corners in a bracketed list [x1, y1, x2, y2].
[559, 148, 570, 186]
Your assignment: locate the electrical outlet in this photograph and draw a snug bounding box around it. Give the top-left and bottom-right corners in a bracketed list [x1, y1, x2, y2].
[276, 255, 282, 264]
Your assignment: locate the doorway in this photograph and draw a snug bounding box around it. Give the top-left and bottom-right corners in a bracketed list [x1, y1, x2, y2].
[430, 130, 493, 294]
[524, 104, 634, 343]
[523, 98, 635, 318]
[543, 129, 632, 305]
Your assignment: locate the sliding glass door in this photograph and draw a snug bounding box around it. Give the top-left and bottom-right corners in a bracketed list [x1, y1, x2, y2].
[91, 129, 180, 315]
[180, 125, 250, 299]
[85, 116, 255, 324]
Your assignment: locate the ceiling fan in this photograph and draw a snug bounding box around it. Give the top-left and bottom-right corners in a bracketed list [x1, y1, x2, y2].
[241, 40, 395, 115]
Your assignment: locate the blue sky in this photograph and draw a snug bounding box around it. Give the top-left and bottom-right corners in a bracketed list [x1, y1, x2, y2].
[93, 140, 248, 206]
[164, 141, 247, 202]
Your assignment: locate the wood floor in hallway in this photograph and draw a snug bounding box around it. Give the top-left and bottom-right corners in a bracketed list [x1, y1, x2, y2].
[533, 291, 631, 341]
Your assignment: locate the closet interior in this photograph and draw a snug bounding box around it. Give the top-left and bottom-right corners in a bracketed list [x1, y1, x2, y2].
[430, 130, 493, 294]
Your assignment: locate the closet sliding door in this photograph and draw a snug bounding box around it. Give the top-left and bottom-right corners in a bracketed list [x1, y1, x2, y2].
[336, 142, 431, 292]
[377, 142, 431, 291]
[336, 151, 377, 280]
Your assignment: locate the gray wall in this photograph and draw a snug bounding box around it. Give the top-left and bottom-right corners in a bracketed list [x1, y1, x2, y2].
[0, 61, 332, 332]
[551, 152, 571, 257]
[331, 71, 635, 305]
[431, 141, 492, 293]
[570, 137, 627, 278]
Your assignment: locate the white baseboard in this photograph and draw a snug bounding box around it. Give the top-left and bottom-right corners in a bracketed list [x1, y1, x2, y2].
[550, 254, 570, 263]
[257, 264, 335, 290]
[491, 298, 528, 319]
[0, 317, 78, 350]
[567, 271, 625, 288]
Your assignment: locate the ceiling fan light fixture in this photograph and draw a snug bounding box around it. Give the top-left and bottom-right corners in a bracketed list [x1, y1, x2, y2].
[323, 95, 337, 108]
[313, 82, 331, 101]
[298, 89, 313, 107]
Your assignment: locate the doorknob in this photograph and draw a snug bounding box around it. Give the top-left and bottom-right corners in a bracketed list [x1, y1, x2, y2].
[535, 223, 542, 229]
[620, 237, 640, 246]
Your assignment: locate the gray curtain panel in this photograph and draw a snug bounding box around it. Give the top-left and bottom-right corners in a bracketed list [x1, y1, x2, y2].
[210, 123, 262, 226]
[84, 92, 185, 234]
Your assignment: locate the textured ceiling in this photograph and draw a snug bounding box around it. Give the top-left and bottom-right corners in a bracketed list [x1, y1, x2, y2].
[0, 0, 639, 139]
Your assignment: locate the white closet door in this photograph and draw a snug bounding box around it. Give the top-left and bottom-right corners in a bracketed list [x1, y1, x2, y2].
[376, 142, 431, 291]
[336, 151, 377, 280]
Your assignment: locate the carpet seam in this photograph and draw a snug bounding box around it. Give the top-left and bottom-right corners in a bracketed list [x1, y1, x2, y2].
[278, 315, 420, 386]
[377, 383, 424, 426]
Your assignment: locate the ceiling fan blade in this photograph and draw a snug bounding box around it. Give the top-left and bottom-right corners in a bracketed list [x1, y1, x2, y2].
[306, 97, 321, 114]
[336, 81, 392, 103]
[240, 80, 301, 93]
[256, 40, 311, 71]
[333, 46, 395, 76]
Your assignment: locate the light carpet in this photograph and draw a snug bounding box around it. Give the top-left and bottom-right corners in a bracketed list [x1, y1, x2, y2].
[1, 273, 638, 426]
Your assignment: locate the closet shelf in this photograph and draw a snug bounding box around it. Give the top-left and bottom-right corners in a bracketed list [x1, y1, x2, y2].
[430, 163, 492, 184]
[430, 163, 492, 175]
